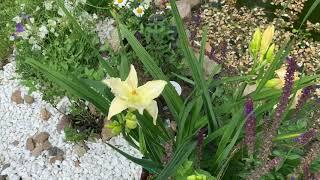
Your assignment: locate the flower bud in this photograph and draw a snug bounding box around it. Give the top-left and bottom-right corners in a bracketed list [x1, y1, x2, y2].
[266, 43, 275, 62]
[249, 27, 262, 58]
[106, 122, 122, 135]
[126, 118, 137, 129]
[265, 78, 283, 89]
[112, 125, 122, 135]
[260, 25, 275, 58]
[125, 112, 137, 129]
[187, 175, 206, 180]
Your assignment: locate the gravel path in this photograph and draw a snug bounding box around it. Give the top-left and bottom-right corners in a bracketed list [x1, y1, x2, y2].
[0, 59, 141, 180]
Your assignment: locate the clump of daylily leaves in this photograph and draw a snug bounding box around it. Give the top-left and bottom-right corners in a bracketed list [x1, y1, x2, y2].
[27, 0, 320, 178]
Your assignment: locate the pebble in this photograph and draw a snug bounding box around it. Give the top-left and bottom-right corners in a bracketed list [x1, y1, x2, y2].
[40, 108, 51, 121]
[11, 90, 23, 104]
[24, 95, 34, 104]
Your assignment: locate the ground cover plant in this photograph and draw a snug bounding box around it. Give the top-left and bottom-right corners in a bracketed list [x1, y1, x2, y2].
[3, 0, 320, 179]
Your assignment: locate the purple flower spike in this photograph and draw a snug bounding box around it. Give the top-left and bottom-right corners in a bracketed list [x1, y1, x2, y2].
[244, 96, 256, 156]
[16, 23, 25, 33]
[272, 57, 297, 131]
[293, 85, 316, 119]
[196, 128, 205, 164]
[293, 129, 317, 145]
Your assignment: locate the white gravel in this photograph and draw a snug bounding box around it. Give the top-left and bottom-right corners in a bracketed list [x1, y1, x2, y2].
[0, 60, 142, 180]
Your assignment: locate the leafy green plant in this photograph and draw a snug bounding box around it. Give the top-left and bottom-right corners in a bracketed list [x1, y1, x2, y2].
[26, 0, 320, 179]
[0, 0, 21, 65]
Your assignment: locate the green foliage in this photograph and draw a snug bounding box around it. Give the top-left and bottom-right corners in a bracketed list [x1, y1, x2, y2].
[136, 16, 184, 76]
[25, 0, 320, 179]
[64, 127, 88, 142]
[14, 0, 107, 103]
[0, 0, 20, 63]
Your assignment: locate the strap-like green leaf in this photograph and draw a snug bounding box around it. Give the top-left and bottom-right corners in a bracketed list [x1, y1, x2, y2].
[27, 59, 110, 114]
[156, 136, 197, 179]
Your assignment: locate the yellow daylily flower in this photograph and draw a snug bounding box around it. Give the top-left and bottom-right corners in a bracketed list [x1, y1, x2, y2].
[103, 65, 167, 125]
[265, 67, 299, 89]
[260, 25, 275, 58]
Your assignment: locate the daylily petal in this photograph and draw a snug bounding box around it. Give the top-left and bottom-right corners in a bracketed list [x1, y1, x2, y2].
[260, 25, 274, 56]
[137, 80, 167, 100]
[103, 78, 131, 99]
[107, 97, 128, 120]
[275, 68, 286, 80]
[146, 100, 158, 125]
[290, 89, 302, 109]
[125, 65, 138, 89]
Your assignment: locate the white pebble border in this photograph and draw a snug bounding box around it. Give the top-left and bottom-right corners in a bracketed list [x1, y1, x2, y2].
[0, 60, 142, 180]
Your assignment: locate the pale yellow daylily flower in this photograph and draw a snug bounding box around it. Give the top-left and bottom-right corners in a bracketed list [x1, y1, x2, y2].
[103, 65, 167, 125]
[260, 25, 275, 57]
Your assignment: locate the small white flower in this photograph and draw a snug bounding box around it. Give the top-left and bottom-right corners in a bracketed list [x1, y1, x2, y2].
[114, 0, 127, 8]
[92, 13, 98, 20]
[12, 16, 22, 23]
[125, 1, 131, 8]
[28, 36, 37, 44]
[9, 36, 15, 41]
[133, 6, 145, 17]
[44, 1, 53, 10]
[20, 3, 25, 10]
[18, 31, 30, 40]
[30, 18, 35, 24]
[58, 8, 66, 16]
[48, 19, 57, 27]
[32, 44, 41, 51]
[38, 25, 49, 38]
[25, 24, 32, 30]
[35, 6, 40, 11]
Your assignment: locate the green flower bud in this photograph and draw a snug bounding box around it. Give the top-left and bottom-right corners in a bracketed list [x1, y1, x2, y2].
[249, 27, 262, 58]
[265, 78, 283, 89]
[260, 25, 275, 58]
[106, 121, 122, 135]
[112, 125, 122, 135]
[266, 43, 275, 62]
[126, 119, 137, 129]
[125, 112, 138, 129]
[197, 175, 207, 180]
[187, 175, 197, 180]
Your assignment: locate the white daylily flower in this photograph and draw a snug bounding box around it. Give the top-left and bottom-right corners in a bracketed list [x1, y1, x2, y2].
[103, 65, 167, 124]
